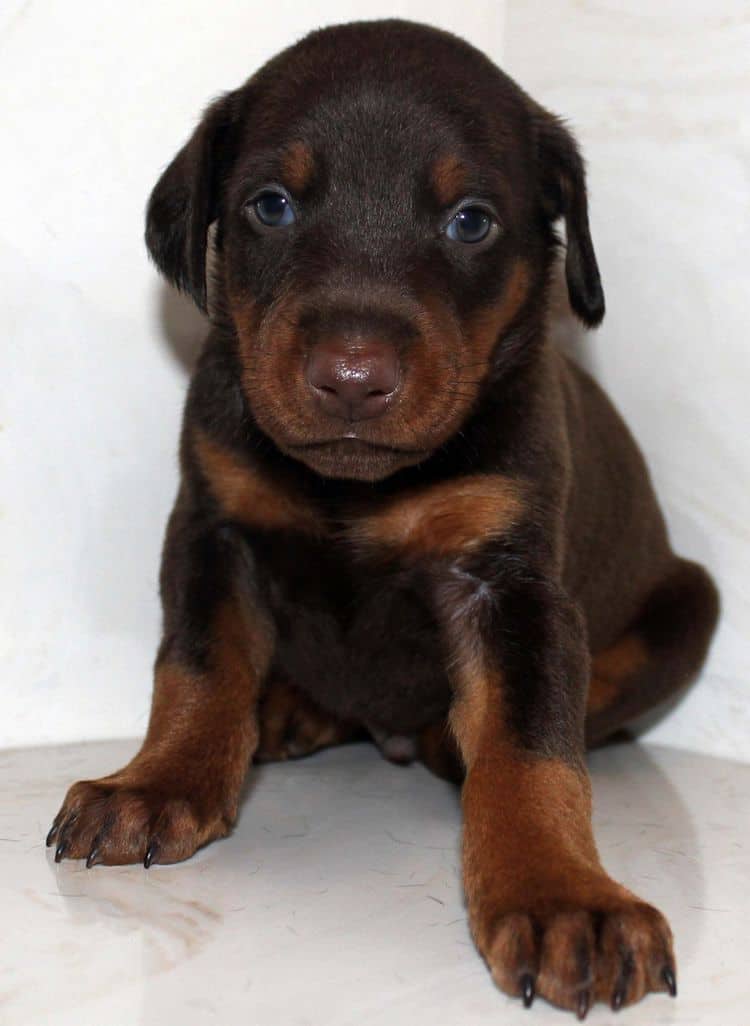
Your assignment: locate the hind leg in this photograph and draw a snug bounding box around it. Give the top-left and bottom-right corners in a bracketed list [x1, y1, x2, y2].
[417, 720, 464, 782]
[255, 680, 423, 766]
[254, 679, 364, 762]
[586, 559, 719, 747]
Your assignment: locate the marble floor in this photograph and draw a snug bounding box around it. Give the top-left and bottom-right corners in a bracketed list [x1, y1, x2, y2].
[0, 739, 747, 1025]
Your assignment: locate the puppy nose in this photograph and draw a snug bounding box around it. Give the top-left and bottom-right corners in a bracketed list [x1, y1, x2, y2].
[307, 338, 400, 422]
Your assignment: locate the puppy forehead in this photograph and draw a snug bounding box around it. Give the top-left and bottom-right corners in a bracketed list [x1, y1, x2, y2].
[239, 27, 531, 166]
[237, 88, 511, 206]
[257, 87, 454, 158]
[252, 20, 528, 125]
[229, 26, 535, 218]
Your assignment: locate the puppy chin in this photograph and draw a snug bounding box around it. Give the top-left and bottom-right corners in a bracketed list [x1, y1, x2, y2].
[287, 438, 429, 482]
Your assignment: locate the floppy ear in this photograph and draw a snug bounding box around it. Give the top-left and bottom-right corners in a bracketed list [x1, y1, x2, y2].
[145, 90, 242, 313]
[531, 108, 605, 327]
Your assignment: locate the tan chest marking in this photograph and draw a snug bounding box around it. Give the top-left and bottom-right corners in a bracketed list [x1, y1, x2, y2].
[348, 475, 526, 560]
[194, 430, 323, 537]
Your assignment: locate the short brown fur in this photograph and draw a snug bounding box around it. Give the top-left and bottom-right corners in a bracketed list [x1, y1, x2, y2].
[454, 690, 674, 1013]
[430, 152, 469, 207]
[281, 140, 315, 194]
[349, 475, 526, 559]
[194, 428, 324, 537]
[587, 635, 649, 715]
[465, 259, 531, 366]
[50, 598, 273, 866]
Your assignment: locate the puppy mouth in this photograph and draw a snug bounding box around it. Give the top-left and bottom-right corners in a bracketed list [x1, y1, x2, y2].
[286, 436, 431, 480]
[293, 436, 428, 456]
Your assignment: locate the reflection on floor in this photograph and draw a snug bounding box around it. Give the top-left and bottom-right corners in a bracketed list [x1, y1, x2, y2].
[1, 738, 747, 1025]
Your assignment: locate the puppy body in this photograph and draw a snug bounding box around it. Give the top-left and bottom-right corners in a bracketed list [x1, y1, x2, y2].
[49, 20, 718, 1017]
[181, 320, 680, 746]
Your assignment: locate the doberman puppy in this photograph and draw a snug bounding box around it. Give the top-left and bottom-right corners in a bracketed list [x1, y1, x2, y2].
[47, 20, 719, 1017]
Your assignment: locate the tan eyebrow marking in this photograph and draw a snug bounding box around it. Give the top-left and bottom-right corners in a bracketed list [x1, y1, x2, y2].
[430, 153, 469, 207]
[280, 140, 315, 194]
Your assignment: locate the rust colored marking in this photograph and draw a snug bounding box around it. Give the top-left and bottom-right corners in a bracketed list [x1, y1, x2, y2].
[49, 596, 276, 866]
[418, 719, 464, 783]
[447, 651, 610, 934]
[586, 675, 620, 715]
[464, 259, 531, 366]
[146, 598, 274, 768]
[430, 153, 469, 207]
[449, 663, 495, 769]
[446, 652, 605, 923]
[461, 752, 605, 939]
[587, 634, 648, 714]
[281, 140, 315, 194]
[448, 633, 675, 1013]
[194, 429, 323, 537]
[592, 633, 648, 680]
[256, 679, 359, 762]
[228, 293, 260, 342]
[349, 474, 526, 560]
[445, 613, 506, 770]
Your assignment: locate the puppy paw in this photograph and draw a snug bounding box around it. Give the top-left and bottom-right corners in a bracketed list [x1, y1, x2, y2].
[478, 896, 676, 1017]
[46, 775, 231, 867]
[255, 679, 359, 762]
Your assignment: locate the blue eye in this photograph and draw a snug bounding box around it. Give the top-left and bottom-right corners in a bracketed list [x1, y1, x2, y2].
[252, 191, 295, 227]
[445, 205, 494, 244]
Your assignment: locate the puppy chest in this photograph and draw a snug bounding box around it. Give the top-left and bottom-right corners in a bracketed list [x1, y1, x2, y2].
[255, 539, 453, 734]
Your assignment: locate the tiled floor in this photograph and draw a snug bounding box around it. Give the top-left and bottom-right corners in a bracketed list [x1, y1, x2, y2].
[1, 739, 747, 1025]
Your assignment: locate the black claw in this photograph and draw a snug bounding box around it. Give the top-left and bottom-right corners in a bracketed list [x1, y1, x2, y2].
[85, 847, 101, 869]
[45, 823, 59, 847]
[577, 991, 590, 1021]
[54, 839, 68, 863]
[662, 966, 677, 998]
[520, 973, 535, 1008]
[612, 948, 634, 1011]
[143, 840, 159, 869]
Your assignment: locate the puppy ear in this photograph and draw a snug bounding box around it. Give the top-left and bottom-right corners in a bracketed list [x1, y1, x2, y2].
[531, 108, 605, 327]
[145, 90, 242, 313]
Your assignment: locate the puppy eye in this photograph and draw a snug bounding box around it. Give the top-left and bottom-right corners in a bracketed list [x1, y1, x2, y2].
[251, 190, 295, 227]
[445, 205, 494, 244]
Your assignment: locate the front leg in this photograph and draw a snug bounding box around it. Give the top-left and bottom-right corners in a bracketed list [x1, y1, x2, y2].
[437, 563, 677, 1016]
[47, 500, 273, 867]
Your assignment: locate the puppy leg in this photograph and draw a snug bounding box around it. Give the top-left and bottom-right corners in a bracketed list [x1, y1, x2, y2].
[438, 567, 676, 1016]
[47, 510, 273, 867]
[586, 558, 719, 745]
[418, 719, 464, 783]
[256, 681, 419, 767]
[255, 679, 363, 762]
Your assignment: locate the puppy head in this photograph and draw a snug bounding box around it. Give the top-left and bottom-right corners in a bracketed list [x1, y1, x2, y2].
[146, 20, 604, 482]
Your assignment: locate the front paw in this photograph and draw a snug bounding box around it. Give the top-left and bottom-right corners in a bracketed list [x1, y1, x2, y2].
[475, 892, 676, 1017]
[46, 774, 232, 868]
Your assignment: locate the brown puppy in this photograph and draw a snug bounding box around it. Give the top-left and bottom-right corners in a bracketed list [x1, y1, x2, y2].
[47, 20, 719, 1018]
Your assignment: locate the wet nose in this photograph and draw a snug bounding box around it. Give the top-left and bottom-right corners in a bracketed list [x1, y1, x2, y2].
[306, 337, 400, 422]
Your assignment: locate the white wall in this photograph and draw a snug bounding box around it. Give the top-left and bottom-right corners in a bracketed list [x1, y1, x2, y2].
[2, 1, 747, 759]
[503, 0, 750, 760]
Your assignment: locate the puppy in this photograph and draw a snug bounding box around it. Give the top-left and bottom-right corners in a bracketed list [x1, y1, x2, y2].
[47, 20, 719, 1017]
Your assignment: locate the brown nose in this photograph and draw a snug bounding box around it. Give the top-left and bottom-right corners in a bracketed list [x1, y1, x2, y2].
[306, 338, 400, 422]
